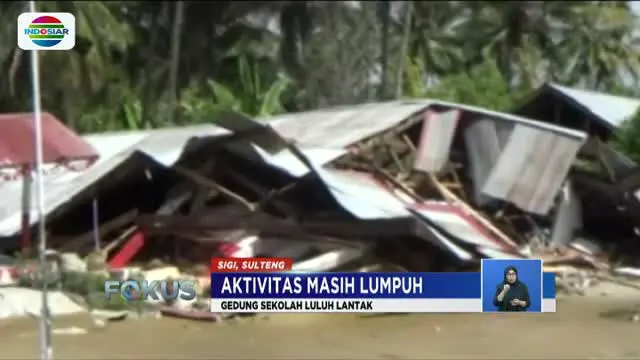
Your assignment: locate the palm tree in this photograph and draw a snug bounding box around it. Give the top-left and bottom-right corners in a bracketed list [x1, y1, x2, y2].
[455, 1, 566, 86]
[553, 3, 640, 90]
[277, 2, 383, 108]
[0, 1, 133, 129]
[407, 2, 466, 77]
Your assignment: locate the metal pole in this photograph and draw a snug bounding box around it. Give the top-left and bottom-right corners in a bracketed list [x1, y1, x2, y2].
[92, 197, 100, 251]
[20, 166, 32, 253]
[28, 1, 53, 359]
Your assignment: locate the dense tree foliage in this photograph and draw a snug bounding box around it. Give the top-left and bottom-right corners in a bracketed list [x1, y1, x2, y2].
[3, 1, 640, 146]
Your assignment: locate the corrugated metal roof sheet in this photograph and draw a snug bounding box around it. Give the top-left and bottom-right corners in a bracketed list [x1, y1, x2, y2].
[305, 168, 519, 261]
[316, 169, 410, 219]
[0, 112, 98, 169]
[90, 125, 230, 167]
[261, 101, 586, 214]
[0, 125, 230, 236]
[464, 118, 512, 206]
[415, 202, 514, 252]
[247, 145, 347, 178]
[480, 124, 584, 214]
[545, 83, 640, 129]
[414, 110, 460, 173]
[255, 100, 587, 182]
[267, 100, 586, 148]
[265, 102, 431, 147]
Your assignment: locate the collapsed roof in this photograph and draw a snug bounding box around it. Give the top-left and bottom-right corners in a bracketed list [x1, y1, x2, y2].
[0, 100, 589, 265]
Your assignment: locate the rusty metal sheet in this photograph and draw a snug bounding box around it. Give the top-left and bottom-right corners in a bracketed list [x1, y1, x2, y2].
[0, 112, 98, 169]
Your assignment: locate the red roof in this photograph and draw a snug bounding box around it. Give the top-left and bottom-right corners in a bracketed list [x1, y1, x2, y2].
[0, 112, 98, 169]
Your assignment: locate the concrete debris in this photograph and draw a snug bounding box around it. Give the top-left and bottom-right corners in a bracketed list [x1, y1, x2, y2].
[90, 309, 131, 324]
[555, 270, 598, 296]
[614, 267, 640, 278]
[57, 252, 88, 273]
[88, 309, 162, 328]
[0, 265, 17, 286]
[2, 88, 640, 320]
[52, 326, 88, 336]
[0, 287, 85, 319]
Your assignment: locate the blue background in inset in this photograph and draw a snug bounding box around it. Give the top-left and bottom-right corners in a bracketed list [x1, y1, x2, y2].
[481, 259, 542, 312]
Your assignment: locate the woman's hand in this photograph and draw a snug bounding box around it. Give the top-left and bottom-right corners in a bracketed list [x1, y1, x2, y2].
[496, 284, 510, 302]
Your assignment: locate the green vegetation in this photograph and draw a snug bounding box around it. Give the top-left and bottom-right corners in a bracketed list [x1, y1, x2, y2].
[2, 1, 640, 155]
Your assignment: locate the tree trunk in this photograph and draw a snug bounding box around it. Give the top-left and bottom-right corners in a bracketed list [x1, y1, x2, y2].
[396, 2, 413, 99]
[378, 1, 390, 100]
[168, 1, 185, 125]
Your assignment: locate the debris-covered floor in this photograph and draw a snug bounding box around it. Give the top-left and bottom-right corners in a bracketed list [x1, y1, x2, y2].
[2, 295, 640, 360]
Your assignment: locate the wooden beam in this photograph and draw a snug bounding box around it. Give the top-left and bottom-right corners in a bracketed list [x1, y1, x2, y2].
[173, 165, 255, 211]
[58, 209, 138, 251]
[427, 174, 518, 248]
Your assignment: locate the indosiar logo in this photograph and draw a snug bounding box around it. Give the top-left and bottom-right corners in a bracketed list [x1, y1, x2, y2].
[17, 12, 76, 51]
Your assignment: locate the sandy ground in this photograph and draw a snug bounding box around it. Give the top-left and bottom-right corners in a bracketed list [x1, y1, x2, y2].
[2, 289, 640, 359]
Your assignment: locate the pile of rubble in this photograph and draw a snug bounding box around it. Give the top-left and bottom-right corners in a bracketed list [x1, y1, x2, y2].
[1, 83, 640, 320]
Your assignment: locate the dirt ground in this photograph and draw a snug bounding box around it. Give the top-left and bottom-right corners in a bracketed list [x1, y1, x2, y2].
[1, 295, 640, 360]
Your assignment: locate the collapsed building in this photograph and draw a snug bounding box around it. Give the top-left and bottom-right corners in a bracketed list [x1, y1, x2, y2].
[515, 83, 640, 271]
[0, 84, 639, 283]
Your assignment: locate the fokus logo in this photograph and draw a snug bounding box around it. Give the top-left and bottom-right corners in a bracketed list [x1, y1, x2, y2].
[17, 12, 76, 51]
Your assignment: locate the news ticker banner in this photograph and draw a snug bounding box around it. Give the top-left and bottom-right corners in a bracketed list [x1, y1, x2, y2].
[210, 258, 555, 313]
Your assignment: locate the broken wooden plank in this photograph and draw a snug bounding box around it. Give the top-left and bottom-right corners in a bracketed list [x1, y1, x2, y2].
[223, 167, 296, 215]
[172, 165, 256, 211]
[427, 174, 519, 248]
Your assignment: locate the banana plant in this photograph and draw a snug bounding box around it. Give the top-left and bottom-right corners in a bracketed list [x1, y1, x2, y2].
[122, 96, 143, 130]
[180, 55, 292, 121]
